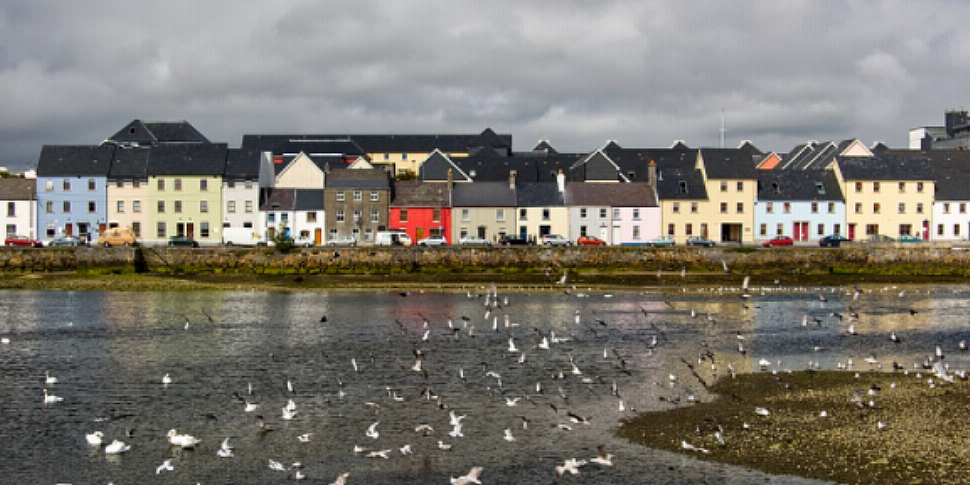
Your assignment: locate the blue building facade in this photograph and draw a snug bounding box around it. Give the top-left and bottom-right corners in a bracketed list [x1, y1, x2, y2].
[35, 145, 114, 243]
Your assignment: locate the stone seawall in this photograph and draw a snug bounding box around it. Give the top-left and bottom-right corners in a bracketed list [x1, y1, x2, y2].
[3, 244, 970, 277]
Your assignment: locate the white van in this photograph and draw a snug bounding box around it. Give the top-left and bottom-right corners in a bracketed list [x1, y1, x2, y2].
[222, 227, 266, 246]
[375, 231, 412, 246]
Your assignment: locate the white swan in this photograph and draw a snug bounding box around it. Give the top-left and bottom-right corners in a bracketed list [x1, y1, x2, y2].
[105, 439, 131, 454]
[43, 389, 63, 405]
[167, 429, 200, 449]
[45, 371, 58, 385]
[161, 373, 172, 385]
[86, 431, 104, 446]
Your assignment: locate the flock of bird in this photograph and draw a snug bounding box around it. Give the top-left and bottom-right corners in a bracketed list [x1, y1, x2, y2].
[15, 272, 970, 484]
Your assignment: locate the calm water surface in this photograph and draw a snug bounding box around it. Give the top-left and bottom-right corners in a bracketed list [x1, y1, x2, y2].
[2, 283, 968, 484]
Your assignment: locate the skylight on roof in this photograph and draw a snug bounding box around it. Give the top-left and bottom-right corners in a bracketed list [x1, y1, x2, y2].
[815, 182, 825, 194]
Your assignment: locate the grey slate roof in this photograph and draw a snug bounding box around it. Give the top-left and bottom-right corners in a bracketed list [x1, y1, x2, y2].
[919, 150, 970, 200]
[452, 147, 579, 183]
[224, 148, 262, 180]
[147, 143, 228, 176]
[419, 151, 473, 182]
[451, 182, 516, 207]
[698, 148, 760, 179]
[390, 181, 451, 208]
[107, 120, 210, 145]
[324, 169, 391, 190]
[515, 183, 564, 207]
[241, 130, 511, 155]
[294, 189, 325, 211]
[571, 148, 694, 183]
[276, 154, 347, 177]
[36, 145, 116, 176]
[836, 155, 934, 181]
[655, 157, 707, 200]
[564, 182, 657, 207]
[757, 170, 843, 201]
[260, 188, 296, 211]
[240, 136, 366, 158]
[108, 147, 151, 179]
[0, 178, 36, 200]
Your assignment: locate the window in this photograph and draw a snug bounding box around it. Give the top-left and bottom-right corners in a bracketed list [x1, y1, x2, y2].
[227, 180, 235, 188]
[432, 209, 440, 222]
[917, 182, 924, 192]
[759, 223, 767, 236]
[519, 208, 527, 220]
[720, 202, 727, 214]
[667, 223, 675, 236]
[307, 212, 317, 223]
[134, 179, 142, 188]
[158, 179, 165, 191]
[678, 181, 688, 194]
[900, 224, 912, 236]
[633, 226, 641, 239]
[633, 208, 640, 220]
[873, 203, 881, 214]
[45, 180, 53, 191]
[944, 203, 951, 214]
[46, 222, 55, 238]
[353, 210, 361, 222]
[6, 202, 14, 217]
[245, 201, 253, 213]
[685, 223, 693, 236]
[245, 180, 253, 189]
[200, 201, 208, 213]
[88, 179, 96, 191]
[898, 182, 905, 193]
[336, 210, 345, 222]
[461, 209, 469, 222]
[133, 201, 141, 213]
[818, 224, 825, 236]
[542, 209, 550, 221]
[783, 202, 791, 214]
[402, 153, 408, 160]
[672, 202, 680, 213]
[855, 182, 862, 193]
[200, 222, 210, 238]
[776, 223, 784, 235]
[353, 190, 362, 202]
[580, 208, 587, 218]
[865, 224, 878, 236]
[720, 181, 728, 192]
[815, 182, 825, 195]
[227, 201, 236, 213]
[267, 213, 276, 223]
[158, 201, 165, 213]
[88, 201, 96, 213]
[613, 208, 620, 220]
[690, 202, 698, 214]
[956, 225, 962, 237]
[63, 179, 71, 191]
[873, 182, 880, 193]
[599, 208, 607, 218]
[174, 201, 182, 213]
[766, 202, 773, 214]
[157, 222, 166, 238]
[834, 224, 841, 235]
[63, 201, 71, 213]
[200, 180, 208, 191]
[828, 202, 835, 214]
[736, 202, 743, 213]
[370, 190, 379, 202]
[329, 228, 338, 240]
[917, 203, 924, 214]
[336, 191, 345, 202]
[5, 224, 14, 235]
[855, 203, 862, 214]
[811, 202, 818, 214]
[371, 210, 379, 223]
[364, 229, 372, 241]
[496, 209, 505, 222]
[116, 201, 125, 213]
[45, 201, 53, 214]
[938, 224, 945, 236]
[174, 179, 183, 191]
[736, 181, 743, 192]
[962, 203, 967, 214]
[132, 222, 141, 238]
[898, 203, 905, 214]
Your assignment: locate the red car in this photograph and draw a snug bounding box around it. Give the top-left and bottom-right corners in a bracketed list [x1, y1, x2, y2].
[4, 235, 44, 247]
[577, 235, 607, 246]
[762, 235, 794, 247]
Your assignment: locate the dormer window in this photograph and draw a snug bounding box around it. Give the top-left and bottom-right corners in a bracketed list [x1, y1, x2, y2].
[678, 181, 688, 194]
[815, 182, 825, 194]
[771, 182, 780, 195]
[469, 170, 477, 178]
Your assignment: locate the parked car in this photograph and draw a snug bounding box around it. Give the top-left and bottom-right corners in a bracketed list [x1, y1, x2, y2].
[4, 235, 44, 247]
[576, 235, 607, 246]
[686, 236, 717, 247]
[100, 227, 138, 247]
[863, 234, 895, 243]
[898, 234, 923, 243]
[459, 235, 492, 247]
[417, 235, 448, 247]
[47, 235, 86, 247]
[541, 234, 573, 246]
[762, 235, 794, 247]
[327, 235, 357, 247]
[498, 235, 532, 246]
[646, 235, 676, 248]
[292, 235, 315, 247]
[167, 235, 200, 247]
[819, 234, 852, 247]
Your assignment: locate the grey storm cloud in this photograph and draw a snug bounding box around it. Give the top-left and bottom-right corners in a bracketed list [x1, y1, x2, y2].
[1, 0, 969, 170]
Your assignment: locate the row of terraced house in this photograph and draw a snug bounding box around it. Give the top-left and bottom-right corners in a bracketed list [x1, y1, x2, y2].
[2, 117, 970, 247]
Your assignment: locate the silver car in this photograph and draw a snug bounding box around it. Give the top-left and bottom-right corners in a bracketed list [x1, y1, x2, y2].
[327, 235, 358, 247]
[417, 235, 448, 246]
[459, 236, 492, 246]
[541, 234, 573, 246]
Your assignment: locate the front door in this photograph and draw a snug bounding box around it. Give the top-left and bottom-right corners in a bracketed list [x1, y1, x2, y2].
[415, 227, 425, 242]
[314, 228, 322, 245]
[848, 224, 856, 240]
[187, 223, 195, 239]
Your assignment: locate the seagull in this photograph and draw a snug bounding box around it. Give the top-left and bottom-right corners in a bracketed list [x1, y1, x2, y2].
[269, 459, 287, 471]
[414, 424, 435, 435]
[400, 444, 413, 455]
[555, 458, 587, 477]
[451, 466, 484, 485]
[503, 428, 516, 442]
[365, 421, 380, 439]
[298, 433, 312, 443]
[85, 431, 104, 446]
[590, 445, 614, 466]
[155, 458, 174, 474]
[105, 439, 131, 454]
[507, 337, 518, 353]
[438, 440, 453, 451]
[367, 449, 392, 459]
[217, 438, 234, 457]
[505, 396, 521, 407]
[161, 373, 172, 386]
[282, 406, 297, 421]
[681, 440, 710, 454]
[754, 407, 770, 416]
[449, 422, 464, 438]
[329, 472, 350, 485]
[449, 410, 466, 427]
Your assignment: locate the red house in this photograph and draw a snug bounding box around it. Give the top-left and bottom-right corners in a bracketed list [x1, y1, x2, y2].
[390, 181, 453, 243]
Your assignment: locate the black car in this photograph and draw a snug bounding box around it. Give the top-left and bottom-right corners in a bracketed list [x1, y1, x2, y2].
[819, 234, 852, 247]
[498, 235, 532, 246]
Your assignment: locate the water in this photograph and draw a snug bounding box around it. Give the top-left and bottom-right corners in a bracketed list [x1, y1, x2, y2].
[2, 283, 968, 484]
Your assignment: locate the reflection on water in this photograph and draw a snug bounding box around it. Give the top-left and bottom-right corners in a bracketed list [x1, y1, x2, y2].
[1, 284, 968, 484]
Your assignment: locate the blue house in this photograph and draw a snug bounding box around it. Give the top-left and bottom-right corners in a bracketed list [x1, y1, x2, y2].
[755, 170, 846, 243]
[35, 145, 115, 243]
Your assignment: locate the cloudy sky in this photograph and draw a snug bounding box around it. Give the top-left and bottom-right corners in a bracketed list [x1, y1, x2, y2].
[2, 1, 968, 170]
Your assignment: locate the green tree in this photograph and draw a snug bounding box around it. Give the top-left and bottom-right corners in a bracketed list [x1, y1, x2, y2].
[269, 223, 295, 253]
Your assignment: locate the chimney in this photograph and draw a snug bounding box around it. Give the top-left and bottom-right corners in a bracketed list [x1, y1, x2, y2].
[647, 160, 657, 189]
[509, 170, 517, 189]
[324, 162, 331, 174]
[556, 169, 565, 193]
[447, 169, 454, 191]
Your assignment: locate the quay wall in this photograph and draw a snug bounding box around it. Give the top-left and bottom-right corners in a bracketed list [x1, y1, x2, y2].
[2, 244, 970, 277]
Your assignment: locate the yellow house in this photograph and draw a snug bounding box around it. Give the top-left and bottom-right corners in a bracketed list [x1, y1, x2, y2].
[833, 155, 936, 240]
[146, 144, 226, 245]
[695, 149, 760, 243]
